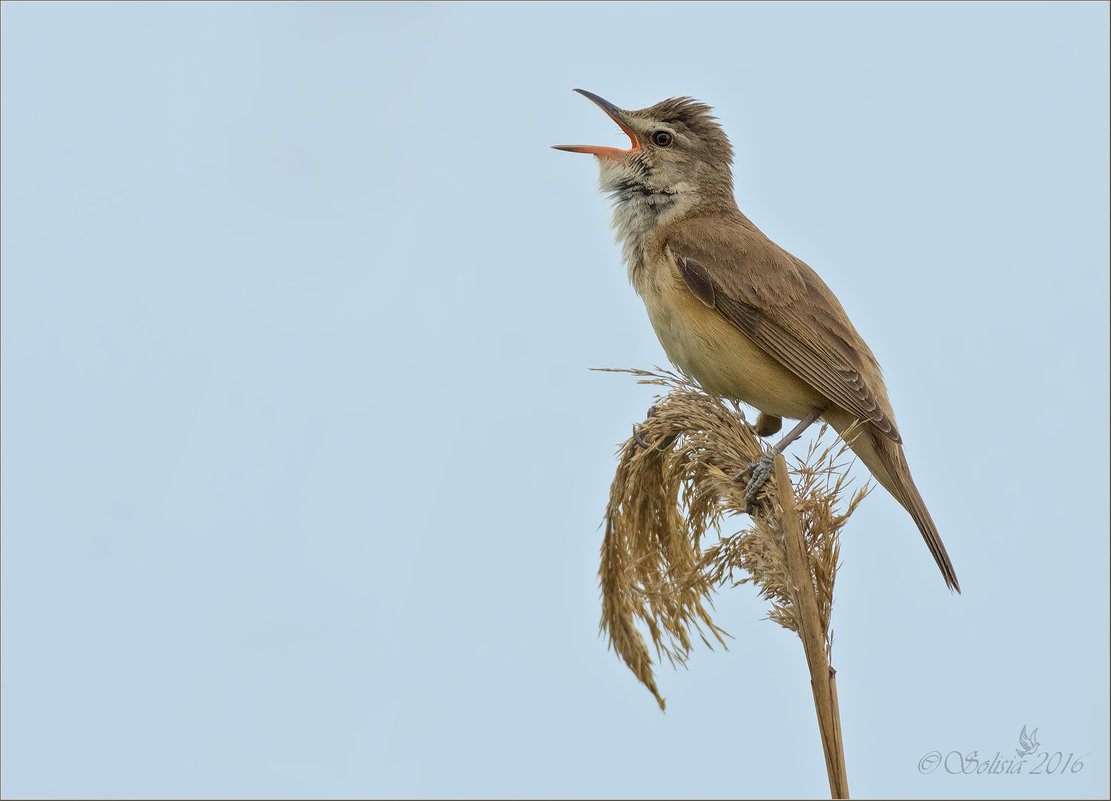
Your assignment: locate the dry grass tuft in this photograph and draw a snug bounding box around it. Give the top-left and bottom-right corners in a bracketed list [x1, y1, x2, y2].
[598, 368, 870, 710]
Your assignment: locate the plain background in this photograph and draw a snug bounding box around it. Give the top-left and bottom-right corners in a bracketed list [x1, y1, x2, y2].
[2, 2, 1108, 798]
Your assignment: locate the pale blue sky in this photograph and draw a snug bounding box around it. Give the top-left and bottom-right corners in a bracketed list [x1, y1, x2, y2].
[2, 2, 1108, 798]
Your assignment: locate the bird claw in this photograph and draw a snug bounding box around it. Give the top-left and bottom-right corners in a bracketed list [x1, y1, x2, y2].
[632, 406, 676, 452]
[735, 451, 777, 508]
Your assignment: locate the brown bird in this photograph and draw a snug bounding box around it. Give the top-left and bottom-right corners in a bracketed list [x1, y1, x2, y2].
[554, 89, 959, 592]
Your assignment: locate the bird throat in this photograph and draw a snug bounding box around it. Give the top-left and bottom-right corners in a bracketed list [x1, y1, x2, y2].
[601, 170, 694, 279]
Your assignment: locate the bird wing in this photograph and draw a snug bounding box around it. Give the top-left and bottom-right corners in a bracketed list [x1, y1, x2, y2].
[667, 215, 901, 442]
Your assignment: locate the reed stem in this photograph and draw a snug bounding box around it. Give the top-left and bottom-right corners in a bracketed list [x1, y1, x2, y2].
[773, 453, 848, 799]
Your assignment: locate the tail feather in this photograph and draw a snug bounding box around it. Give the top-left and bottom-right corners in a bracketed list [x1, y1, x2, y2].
[828, 413, 960, 592]
[871, 434, 960, 593]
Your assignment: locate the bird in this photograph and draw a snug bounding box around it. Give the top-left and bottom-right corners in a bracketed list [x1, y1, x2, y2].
[554, 89, 959, 592]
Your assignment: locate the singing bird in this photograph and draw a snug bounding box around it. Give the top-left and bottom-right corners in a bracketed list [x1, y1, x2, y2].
[554, 90, 959, 592]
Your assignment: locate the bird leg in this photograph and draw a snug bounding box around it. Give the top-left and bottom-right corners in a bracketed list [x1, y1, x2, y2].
[632, 405, 677, 452]
[735, 406, 825, 507]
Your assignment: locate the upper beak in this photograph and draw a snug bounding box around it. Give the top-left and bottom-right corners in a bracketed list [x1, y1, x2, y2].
[552, 89, 640, 160]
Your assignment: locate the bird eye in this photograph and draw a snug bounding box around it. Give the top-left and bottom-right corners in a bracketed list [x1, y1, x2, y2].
[652, 131, 673, 147]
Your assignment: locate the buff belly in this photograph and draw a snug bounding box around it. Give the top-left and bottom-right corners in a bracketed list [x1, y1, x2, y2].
[637, 257, 827, 421]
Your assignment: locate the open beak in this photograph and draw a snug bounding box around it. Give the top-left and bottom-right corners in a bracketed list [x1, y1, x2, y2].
[552, 89, 640, 160]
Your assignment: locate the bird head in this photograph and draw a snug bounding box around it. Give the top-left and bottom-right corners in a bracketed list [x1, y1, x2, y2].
[553, 89, 736, 210]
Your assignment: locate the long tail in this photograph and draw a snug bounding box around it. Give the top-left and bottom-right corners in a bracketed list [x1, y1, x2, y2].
[827, 412, 960, 592]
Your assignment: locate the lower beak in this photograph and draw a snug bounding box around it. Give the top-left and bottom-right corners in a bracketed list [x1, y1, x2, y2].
[552, 89, 640, 160]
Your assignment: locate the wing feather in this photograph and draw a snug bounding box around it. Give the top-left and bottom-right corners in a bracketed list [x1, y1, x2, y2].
[668, 216, 901, 442]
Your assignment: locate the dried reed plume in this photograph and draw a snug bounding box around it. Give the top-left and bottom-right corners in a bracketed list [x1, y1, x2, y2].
[598, 367, 870, 712]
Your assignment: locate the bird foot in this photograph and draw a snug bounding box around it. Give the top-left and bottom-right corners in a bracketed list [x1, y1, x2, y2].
[734, 450, 777, 509]
[632, 406, 677, 452]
